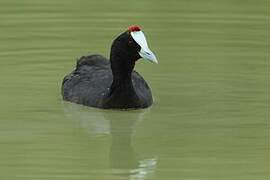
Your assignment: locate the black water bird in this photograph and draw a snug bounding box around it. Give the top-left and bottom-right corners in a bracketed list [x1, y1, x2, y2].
[61, 26, 158, 109]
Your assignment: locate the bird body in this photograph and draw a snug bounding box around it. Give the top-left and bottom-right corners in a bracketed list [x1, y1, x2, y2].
[61, 26, 157, 109]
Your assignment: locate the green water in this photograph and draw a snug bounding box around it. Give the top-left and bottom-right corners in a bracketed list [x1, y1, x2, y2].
[1, 0, 270, 179]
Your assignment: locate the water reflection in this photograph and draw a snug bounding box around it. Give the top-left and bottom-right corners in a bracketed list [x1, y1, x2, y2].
[63, 102, 156, 179]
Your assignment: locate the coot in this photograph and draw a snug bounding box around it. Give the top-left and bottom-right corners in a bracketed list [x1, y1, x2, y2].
[61, 25, 158, 109]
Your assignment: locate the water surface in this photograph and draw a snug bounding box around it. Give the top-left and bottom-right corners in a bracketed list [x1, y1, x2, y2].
[1, 0, 270, 179]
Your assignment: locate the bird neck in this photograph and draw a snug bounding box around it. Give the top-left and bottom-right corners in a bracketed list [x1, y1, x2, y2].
[110, 53, 136, 94]
[109, 44, 135, 91]
[103, 50, 140, 109]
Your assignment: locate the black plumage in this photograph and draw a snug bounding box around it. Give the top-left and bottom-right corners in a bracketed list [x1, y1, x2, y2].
[61, 29, 155, 109]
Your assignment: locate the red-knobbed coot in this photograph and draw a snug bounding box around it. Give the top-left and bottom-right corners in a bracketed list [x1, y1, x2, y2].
[61, 25, 158, 109]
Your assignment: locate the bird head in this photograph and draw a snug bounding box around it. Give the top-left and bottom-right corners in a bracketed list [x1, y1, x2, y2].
[110, 26, 158, 65]
[128, 25, 158, 64]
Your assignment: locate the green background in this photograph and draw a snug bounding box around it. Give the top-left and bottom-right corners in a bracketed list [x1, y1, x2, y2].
[1, 0, 270, 179]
